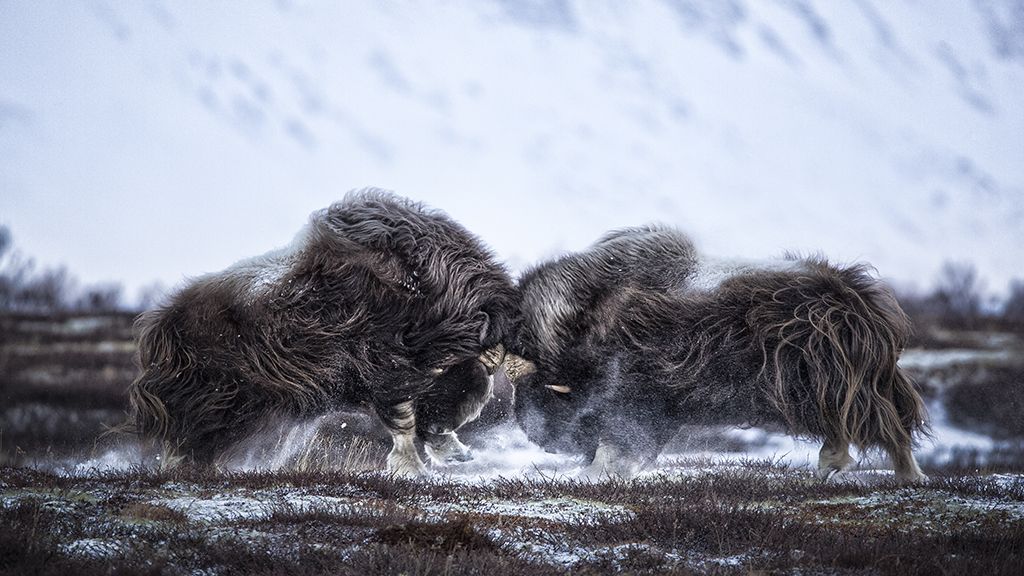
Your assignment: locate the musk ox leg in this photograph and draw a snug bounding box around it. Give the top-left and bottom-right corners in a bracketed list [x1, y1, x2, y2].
[582, 439, 645, 480]
[888, 443, 928, 483]
[817, 439, 854, 482]
[414, 357, 493, 466]
[579, 375, 678, 480]
[581, 415, 671, 480]
[378, 400, 428, 476]
[423, 431, 473, 464]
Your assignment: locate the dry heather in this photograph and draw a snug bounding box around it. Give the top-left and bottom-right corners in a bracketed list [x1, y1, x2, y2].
[2, 461, 1023, 575]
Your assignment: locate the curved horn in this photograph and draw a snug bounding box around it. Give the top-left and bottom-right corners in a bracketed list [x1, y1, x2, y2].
[544, 384, 572, 394]
[478, 343, 506, 375]
[502, 353, 537, 384]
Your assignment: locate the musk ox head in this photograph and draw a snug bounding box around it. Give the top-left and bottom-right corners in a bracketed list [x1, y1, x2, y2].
[511, 349, 607, 458]
[506, 225, 697, 455]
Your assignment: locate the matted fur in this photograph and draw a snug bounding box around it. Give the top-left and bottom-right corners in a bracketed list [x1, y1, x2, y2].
[512, 230, 929, 481]
[512, 224, 697, 365]
[128, 190, 516, 469]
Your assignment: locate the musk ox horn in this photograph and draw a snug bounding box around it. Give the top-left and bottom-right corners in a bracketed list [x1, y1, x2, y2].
[544, 384, 572, 394]
[502, 353, 537, 383]
[478, 343, 507, 376]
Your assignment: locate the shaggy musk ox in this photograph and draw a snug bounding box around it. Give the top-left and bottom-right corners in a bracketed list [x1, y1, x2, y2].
[128, 190, 516, 474]
[510, 227, 929, 482]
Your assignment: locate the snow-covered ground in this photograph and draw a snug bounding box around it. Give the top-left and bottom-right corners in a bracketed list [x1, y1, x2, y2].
[4, 457, 1022, 573]
[61, 397, 1013, 482]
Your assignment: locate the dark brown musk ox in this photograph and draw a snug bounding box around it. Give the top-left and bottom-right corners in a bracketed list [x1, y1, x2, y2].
[127, 190, 517, 475]
[508, 226, 930, 482]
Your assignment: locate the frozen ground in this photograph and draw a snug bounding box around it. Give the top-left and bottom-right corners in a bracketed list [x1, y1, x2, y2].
[2, 459, 1022, 575]
[3, 316, 1022, 572]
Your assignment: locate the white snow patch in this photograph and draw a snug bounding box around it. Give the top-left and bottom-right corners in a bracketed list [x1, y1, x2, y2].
[226, 221, 311, 300]
[154, 492, 356, 523]
[815, 490, 1024, 522]
[991, 474, 1024, 490]
[69, 445, 151, 475]
[436, 424, 585, 481]
[688, 256, 804, 292]
[506, 538, 598, 567]
[899, 349, 1015, 370]
[705, 553, 751, 567]
[426, 496, 633, 524]
[63, 538, 125, 558]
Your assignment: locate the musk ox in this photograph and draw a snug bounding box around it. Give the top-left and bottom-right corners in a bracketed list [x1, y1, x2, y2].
[128, 190, 517, 475]
[509, 226, 929, 482]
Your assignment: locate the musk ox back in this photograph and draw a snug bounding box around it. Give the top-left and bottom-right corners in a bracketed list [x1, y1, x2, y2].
[512, 224, 697, 365]
[511, 229, 929, 482]
[129, 190, 516, 474]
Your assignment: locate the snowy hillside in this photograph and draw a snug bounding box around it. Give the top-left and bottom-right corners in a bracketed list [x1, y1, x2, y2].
[1, 0, 1022, 296]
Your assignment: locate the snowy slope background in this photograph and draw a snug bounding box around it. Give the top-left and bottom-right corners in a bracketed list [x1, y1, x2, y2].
[1, 0, 1022, 299]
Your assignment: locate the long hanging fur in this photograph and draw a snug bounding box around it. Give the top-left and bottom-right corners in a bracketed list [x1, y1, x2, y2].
[511, 231, 930, 481]
[128, 190, 517, 466]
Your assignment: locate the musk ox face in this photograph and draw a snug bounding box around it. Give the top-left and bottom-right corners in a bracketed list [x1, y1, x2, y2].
[512, 353, 607, 458]
[128, 189, 516, 475]
[510, 228, 929, 482]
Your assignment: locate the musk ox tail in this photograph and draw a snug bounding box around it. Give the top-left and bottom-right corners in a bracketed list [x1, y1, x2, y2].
[127, 308, 273, 462]
[128, 309, 177, 444]
[748, 260, 928, 452]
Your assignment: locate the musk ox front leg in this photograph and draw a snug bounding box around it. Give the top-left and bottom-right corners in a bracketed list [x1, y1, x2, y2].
[889, 442, 928, 483]
[422, 431, 473, 464]
[415, 357, 495, 465]
[582, 379, 680, 479]
[377, 400, 428, 476]
[584, 439, 645, 479]
[582, 417, 672, 480]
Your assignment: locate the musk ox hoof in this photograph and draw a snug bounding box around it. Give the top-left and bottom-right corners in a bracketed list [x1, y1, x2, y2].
[387, 456, 428, 476]
[579, 462, 639, 481]
[895, 471, 929, 484]
[579, 443, 643, 480]
[817, 466, 845, 484]
[387, 447, 428, 476]
[424, 433, 474, 465]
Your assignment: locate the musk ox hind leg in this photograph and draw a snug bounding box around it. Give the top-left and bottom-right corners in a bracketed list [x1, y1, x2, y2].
[888, 442, 928, 483]
[377, 400, 428, 476]
[817, 439, 854, 482]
